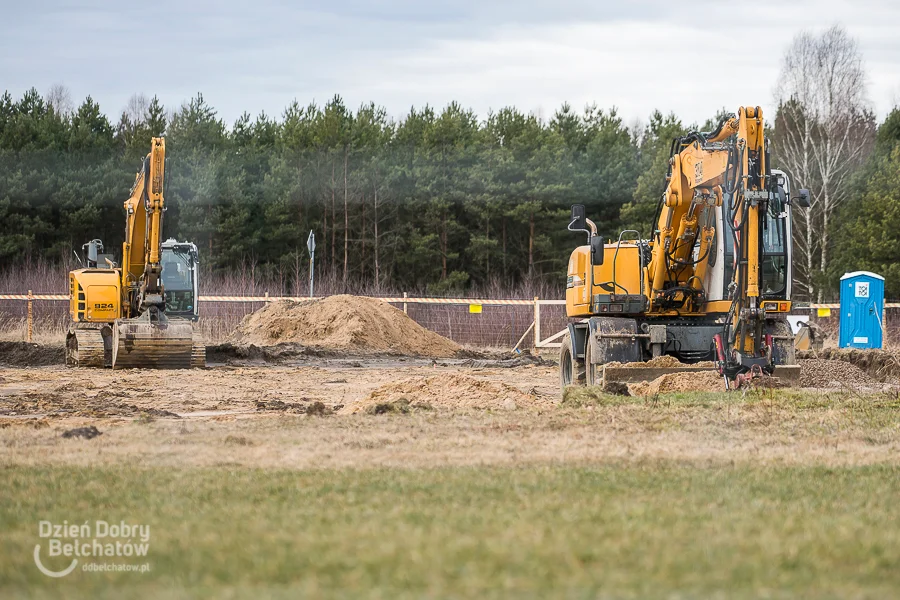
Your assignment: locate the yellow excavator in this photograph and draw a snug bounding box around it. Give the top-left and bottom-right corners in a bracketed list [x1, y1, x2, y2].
[560, 106, 809, 389]
[66, 137, 204, 369]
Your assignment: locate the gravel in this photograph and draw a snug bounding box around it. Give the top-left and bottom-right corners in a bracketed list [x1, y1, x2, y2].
[799, 359, 876, 388]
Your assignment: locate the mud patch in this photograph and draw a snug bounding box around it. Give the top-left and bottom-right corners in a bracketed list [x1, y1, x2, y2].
[228, 295, 461, 358]
[0, 342, 64, 366]
[224, 435, 255, 446]
[2, 394, 181, 419]
[458, 354, 552, 369]
[256, 399, 331, 415]
[341, 373, 547, 414]
[206, 342, 338, 363]
[61, 426, 102, 439]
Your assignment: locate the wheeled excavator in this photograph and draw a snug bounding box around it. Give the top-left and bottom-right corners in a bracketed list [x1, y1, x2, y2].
[560, 106, 809, 390]
[66, 137, 204, 369]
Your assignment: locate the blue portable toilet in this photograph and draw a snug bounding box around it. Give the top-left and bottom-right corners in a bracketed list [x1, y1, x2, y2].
[839, 271, 885, 349]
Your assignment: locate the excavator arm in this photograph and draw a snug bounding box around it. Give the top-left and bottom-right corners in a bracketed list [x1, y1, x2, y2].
[561, 105, 805, 390]
[113, 137, 197, 369]
[122, 137, 167, 316]
[645, 107, 780, 378]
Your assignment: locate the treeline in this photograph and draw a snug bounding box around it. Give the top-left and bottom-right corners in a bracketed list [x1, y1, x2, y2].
[1, 79, 899, 298]
[0, 88, 687, 295]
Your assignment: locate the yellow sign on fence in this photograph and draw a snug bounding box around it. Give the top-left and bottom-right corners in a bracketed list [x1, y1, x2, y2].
[469, 304, 482, 314]
[817, 308, 832, 317]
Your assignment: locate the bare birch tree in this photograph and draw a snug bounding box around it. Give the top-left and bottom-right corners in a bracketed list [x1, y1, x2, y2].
[773, 25, 875, 300]
[45, 83, 73, 116]
[118, 93, 150, 148]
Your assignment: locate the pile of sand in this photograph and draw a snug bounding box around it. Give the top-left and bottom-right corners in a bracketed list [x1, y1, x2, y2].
[628, 370, 727, 396]
[228, 295, 461, 357]
[340, 374, 542, 414]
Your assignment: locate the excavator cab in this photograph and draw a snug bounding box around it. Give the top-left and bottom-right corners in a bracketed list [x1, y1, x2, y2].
[160, 239, 200, 321]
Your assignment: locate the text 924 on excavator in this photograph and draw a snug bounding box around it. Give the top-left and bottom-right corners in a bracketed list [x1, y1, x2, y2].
[66, 137, 205, 369]
[559, 106, 810, 391]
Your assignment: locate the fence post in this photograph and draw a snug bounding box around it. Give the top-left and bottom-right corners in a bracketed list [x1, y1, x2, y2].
[533, 296, 540, 353]
[27, 289, 33, 343]
[265, 291, 269, 303]
[403, 292, 408, 315]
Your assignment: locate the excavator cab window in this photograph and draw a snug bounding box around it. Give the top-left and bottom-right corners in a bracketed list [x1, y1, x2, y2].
[761, 194, 788, 298]
[161, 247, 196, 315]
[720, 196, 789, 299]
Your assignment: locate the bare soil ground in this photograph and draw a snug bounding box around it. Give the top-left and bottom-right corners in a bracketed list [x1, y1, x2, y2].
[1, 355, 899, 470]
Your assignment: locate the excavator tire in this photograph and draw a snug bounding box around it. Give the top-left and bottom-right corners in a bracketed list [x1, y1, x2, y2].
[112, 315, 194, 369]
[559, 333, 586, 389]
[65, 328, 107, 368]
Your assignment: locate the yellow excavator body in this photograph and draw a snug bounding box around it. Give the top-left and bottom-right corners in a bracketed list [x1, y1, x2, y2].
[560, 107, 809, 390]
[65, 138, 203, 369]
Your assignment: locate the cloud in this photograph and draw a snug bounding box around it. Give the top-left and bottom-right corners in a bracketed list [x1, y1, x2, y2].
[0, 0, 897, 126]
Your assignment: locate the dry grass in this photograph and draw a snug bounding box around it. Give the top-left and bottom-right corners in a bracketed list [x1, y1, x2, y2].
[0, 319, 66, 343]
[3, 385, 900, 470]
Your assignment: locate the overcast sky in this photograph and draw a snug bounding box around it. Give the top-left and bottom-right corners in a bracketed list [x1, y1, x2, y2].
[2, 0, 898, 128]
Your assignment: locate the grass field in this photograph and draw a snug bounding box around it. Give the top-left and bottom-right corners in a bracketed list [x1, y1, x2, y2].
[2, 464, 899, 599]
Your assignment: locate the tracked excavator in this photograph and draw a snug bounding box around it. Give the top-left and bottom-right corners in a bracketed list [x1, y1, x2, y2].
[560, 106, 810, 390]
[66, 137, 204, 369]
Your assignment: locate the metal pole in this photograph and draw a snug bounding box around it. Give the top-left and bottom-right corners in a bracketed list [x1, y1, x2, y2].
[307, 230, 316, 298]
[533, 296, 540, 353]
[27, 290, 33, 343]
[403, 292, 408, 315]
[308, 250, 314, 298]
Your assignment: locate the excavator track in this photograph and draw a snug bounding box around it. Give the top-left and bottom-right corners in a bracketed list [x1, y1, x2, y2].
[191, 342, 206, 368]
[112, 315, 195, 369]
[66, 328, 108, 368]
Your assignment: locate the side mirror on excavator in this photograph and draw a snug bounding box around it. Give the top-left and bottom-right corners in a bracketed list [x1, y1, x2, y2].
[569, 204, 587, 233]
[590, 235, 605, 265]
[794, 189, 811, 208]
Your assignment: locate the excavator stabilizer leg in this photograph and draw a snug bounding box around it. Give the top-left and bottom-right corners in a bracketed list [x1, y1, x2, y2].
[112, 313, 195, 369]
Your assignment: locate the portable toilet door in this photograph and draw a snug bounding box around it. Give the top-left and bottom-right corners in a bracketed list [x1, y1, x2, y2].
[838, 271, 885, 349]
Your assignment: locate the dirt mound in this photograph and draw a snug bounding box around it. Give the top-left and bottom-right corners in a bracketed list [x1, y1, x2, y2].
[628, 370, 726, 395]
[340, 374, 543, 414]
[0, 342, 64, 366]
[799, 359, 876, 388]
[228, 295, 461, 357]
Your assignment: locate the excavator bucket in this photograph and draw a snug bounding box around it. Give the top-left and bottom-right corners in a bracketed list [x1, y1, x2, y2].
[112, 312, 195, 369]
